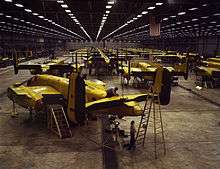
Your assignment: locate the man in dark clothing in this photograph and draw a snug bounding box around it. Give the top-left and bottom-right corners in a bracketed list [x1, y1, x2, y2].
[106, 87, 119, 97]
[128, 120, 136, 150]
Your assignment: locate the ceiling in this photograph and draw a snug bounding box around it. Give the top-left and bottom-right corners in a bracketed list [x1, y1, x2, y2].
[0, 0, 219, 42]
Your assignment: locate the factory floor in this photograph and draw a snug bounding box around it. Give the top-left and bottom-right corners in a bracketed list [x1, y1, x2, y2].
[0, 62, 220, 169]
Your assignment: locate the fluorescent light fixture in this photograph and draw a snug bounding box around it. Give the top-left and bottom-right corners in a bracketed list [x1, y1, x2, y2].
[103, 16, 107, 19]
[48, 20, 52, 22]
[4, 0, 12, 2]
[137, 14, 142, 18]
[106, 5, 112, 9]
[192, 18, 198, 21]
[148, 6, 155, 10]
[176, 22, 182, 24]
[133, 17, 137, 20]
[15, 3, 23, 8]
[213, 13, 220, 16]
[20, 19, 24, 22]
[44, 18, 48, 21]
[33, 13, 39, 16]
[57, 0, 64, 3]
[108, 1, 114, 5]
[69, 13, 74, 16]
[210, 21, 217, 24]
[13, 18, 19, 21]
[61, 4, 68, 8]
[38, 16, 44, 19]
[201, 16, 209, 19]
[65, 10, 71, 13]
[188, 8, 198, 11]
[156, 3, 163, 6]
[26, 21, 30, 24]
[6, 15, 12, 18]
[163, 18, 168, 21]
[184, 20, 189, 23]
[142, 11, 148, 15]
[106, 10, 110, 14]
[170, 15, 176, 18]
[24, 9, 32, 12]
[71, 16, 76, 19]
[178, 12, 186, 15]
[202, 4, 207, 7]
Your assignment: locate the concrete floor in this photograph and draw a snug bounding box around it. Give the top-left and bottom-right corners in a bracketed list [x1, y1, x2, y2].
[0, 61, 220, 169]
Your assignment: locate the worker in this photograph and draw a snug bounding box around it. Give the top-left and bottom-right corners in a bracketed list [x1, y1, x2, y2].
[106, 87, 119, 97]
[128, 120, 136, 150]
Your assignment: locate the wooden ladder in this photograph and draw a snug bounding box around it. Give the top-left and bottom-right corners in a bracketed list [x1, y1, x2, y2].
[48, 104, 72, 139]
[136, 93, 166, 159]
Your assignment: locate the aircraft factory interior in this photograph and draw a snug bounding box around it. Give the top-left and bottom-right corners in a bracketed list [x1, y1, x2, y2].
[0, 0, 220, 169]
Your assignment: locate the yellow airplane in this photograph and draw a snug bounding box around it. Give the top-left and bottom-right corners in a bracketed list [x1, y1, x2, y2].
[8, 65, 172, 124]
[13, 53, 83, 76]
[196, 57, 220, 79]
[120, 60, 175, 85]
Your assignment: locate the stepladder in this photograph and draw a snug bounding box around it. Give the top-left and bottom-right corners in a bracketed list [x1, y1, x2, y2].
[48, 104, 72, 139]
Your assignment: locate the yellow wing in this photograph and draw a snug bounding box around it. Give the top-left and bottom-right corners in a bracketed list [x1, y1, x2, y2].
[86, 94, 150, 116]
[8, 86, 61, 109]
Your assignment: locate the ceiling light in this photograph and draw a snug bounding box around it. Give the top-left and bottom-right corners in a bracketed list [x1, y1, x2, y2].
[213, 13, 220, 16]
[33, 13, 39, 16]
[107, 1, 114, 5]
[44, 18, 48, 21]
[61, 4, 68, 8]
[69, 13, 74, 16]
[65, 10, 71, 13]
[20, 19, 24, 22]
[103, 16, 107, 19]
[188, 8, 198, 11]
[170, 15, 176, 18]
[13, 18, 19, 21]
[24, 9, 32, 12]
[184, 20, 189, 23]
[71, 16, 76, 19]
[4, 0, 13, 2]
[202, 4, 207, 7]
[177, 22, 182, 24]
[156, 3, 163, 6]
[142, 11, 148, 15]
[15, 3, 23, 8]
[38, 16, 44, 19]
[210, 21, 217, 24]
[148, 6, 155, 10]
[163, 18, 168, 21]
[133, 17, 137, 20]
[192, 18, 198, 21]
[106, 10, 110, 14]
[178, 12, 186, 15]
[57, 0, 64, 3]
[6, 15, 12, 18]
[0, 13, 3, 16]
[106, 5, 112, 9]
[201, 16, 209, 19]
[137, 14, 142, 18]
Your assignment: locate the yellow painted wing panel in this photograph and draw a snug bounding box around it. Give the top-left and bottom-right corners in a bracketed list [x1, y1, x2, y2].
[88, 101, 143, 117]
[8, 86, 61, 109]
